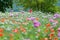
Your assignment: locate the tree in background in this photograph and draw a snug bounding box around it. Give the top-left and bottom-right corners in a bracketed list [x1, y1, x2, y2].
[40, 0, 58, 13]
[0, 0, 13, 12]
[16, 0, 58, 13]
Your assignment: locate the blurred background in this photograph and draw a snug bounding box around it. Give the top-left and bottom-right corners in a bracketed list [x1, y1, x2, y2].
[0, 0, 60, 13]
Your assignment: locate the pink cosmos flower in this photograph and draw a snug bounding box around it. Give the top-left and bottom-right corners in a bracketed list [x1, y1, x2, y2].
[49, 18, 54, 22]
[26, 17, 35, 21]
[30, 17, 35, 21]
[58, 32, 60, 37]
[33, 20, 41, 27]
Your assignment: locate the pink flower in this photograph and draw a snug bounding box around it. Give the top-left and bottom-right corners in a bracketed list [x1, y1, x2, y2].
[53, 20, 58, 24]
[12, 28, 18, 33]
[33, 20, 41, 27]
[26, 17, 35, 21]
[58, 32, 60, 37]
[30, 17, 35, 21]
[58, 27, 60, 32]
[49, 18, 54, 22]
[26, 18, 31, 21]
[58, 27, 60, 37]
[9, 13, 13, 17]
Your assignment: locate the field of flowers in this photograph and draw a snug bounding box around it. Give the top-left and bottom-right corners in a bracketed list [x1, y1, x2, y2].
[0, 11, 60, 40]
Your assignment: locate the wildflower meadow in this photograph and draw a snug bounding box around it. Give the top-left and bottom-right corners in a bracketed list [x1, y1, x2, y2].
[0, 0, 60, 40]
[0, 11, 60, 40]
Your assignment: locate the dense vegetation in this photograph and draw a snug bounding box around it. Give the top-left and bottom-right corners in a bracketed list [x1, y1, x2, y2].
[0, 0, 12, 12]
[0, 0, 60, 13]
[16, 0, 59, 13]
[0, 12, 60, 40]
[0, 0, 60, 40]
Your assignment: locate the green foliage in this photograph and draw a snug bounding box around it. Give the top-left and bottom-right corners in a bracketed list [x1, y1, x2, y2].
[0, 0, 13, 12]
[16, 0, 58, 13]
[57, 6, 60, 13]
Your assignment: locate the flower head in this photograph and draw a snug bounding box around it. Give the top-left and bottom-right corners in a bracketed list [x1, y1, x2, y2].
[58, 27, 60, 32]
[58, 32, 60, 37]
[26, 17, 35, 21]
[12, 28, 18, 33]
[0, 33, 3, 37]
[49, 18, 54, 22]
[33, 20, 41, 27]
[46, 23, 51, 27]
[30, 17, 35, 21]
[54, 13, 60, 18]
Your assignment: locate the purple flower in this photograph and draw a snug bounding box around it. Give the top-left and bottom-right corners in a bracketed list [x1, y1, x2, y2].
[54, 13, 60, 18]
[33, 20, 41, 27]
[58, 32, 60, 37]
